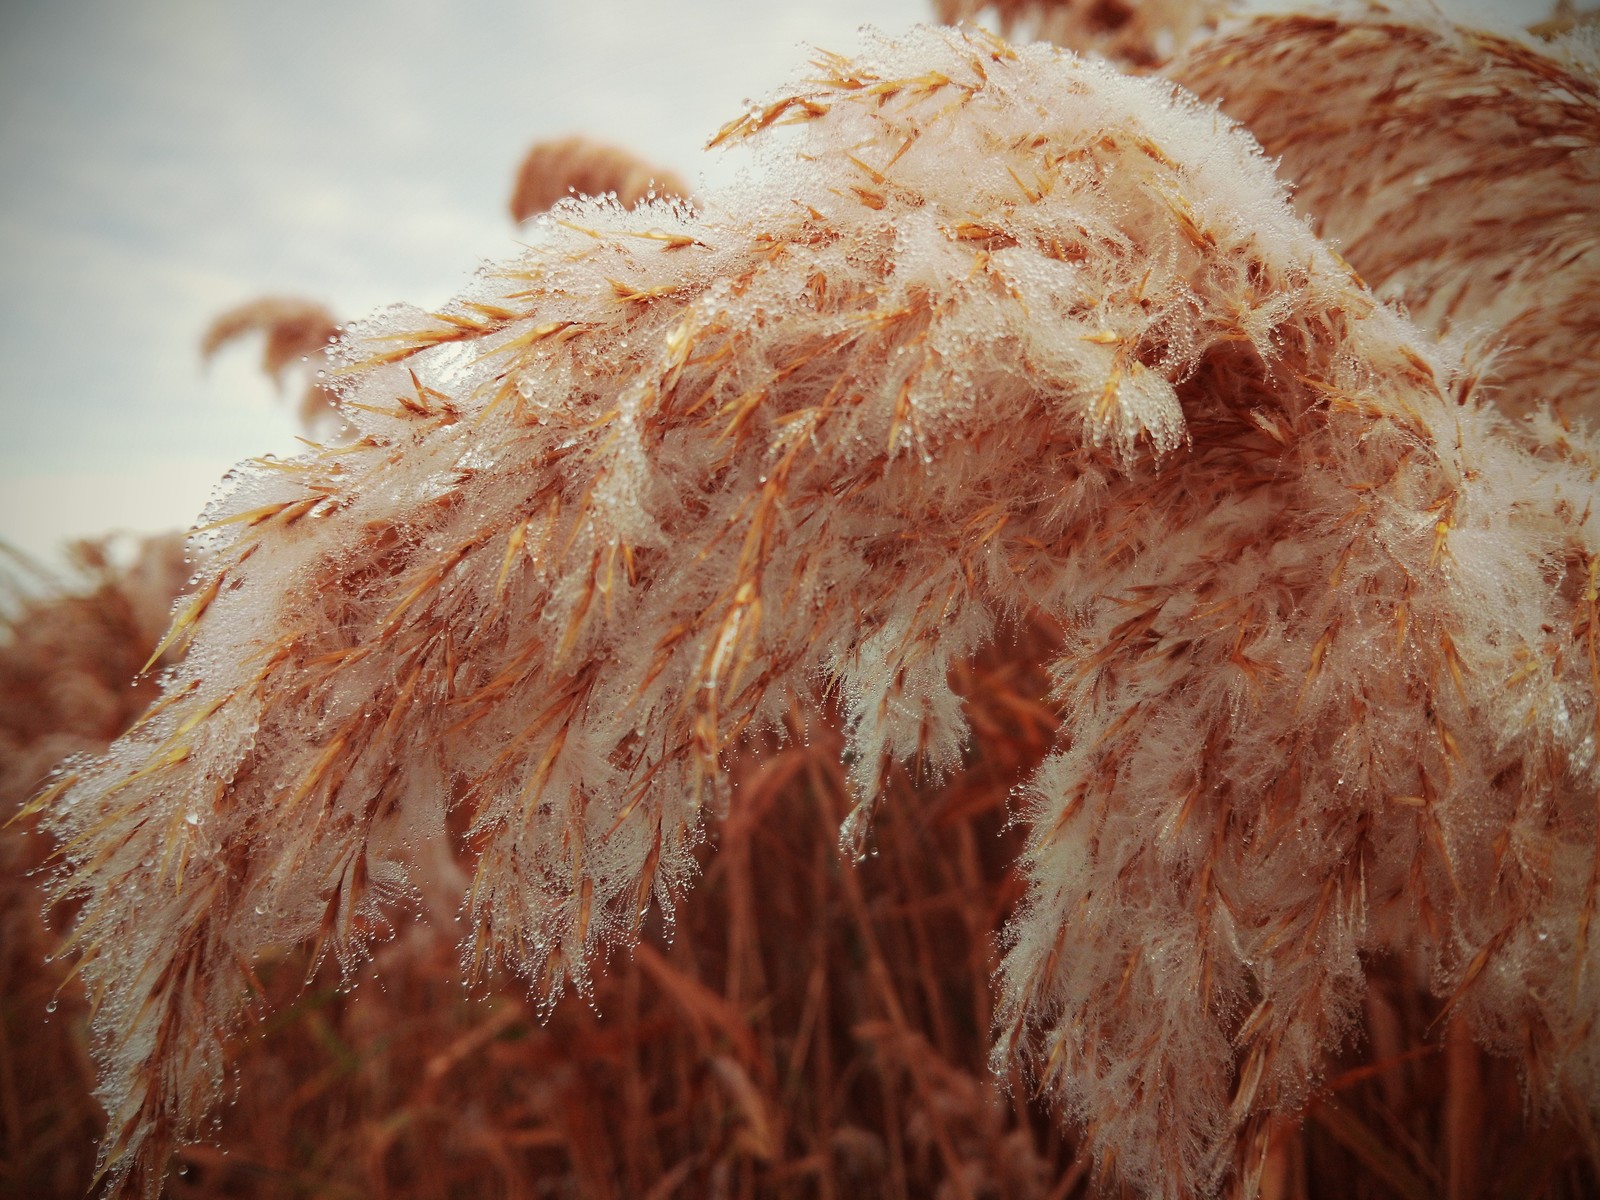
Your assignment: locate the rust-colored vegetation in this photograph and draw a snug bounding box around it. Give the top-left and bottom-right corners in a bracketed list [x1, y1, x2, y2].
[1170, 9, 1600, 422]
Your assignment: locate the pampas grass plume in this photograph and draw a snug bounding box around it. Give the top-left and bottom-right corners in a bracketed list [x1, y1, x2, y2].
[28, 17, 1600, 1200]
[1169, 6, 1600, 421]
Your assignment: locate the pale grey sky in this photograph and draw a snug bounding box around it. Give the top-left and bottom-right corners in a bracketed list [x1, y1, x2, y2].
[0, 0, 927, 567]
[0, 0, 1558, 568]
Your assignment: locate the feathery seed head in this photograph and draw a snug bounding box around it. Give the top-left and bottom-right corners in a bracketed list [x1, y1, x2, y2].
[37, 23, 1600, 1198]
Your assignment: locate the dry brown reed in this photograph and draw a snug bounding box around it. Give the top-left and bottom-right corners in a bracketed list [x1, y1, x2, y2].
[201, 297, 344, 435]
[932, 0, 1232, 67]
[509, 136, 689, 224]
[1, 535, 187, 1198]
[1169, 7, 1600, 421]
[1, 537, 188, 816]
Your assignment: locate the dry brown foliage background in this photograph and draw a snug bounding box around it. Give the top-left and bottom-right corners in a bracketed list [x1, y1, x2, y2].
[2, 537, 187, 1195]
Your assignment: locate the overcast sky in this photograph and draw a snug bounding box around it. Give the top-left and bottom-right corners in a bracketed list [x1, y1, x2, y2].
[0, 0, 1556, 571]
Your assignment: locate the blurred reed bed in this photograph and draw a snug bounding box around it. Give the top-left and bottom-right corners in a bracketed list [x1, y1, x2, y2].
[2, 536, 188, 1197]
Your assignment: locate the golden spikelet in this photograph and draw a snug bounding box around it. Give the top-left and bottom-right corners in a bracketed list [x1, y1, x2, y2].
[1531, 0, 1600, 40]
